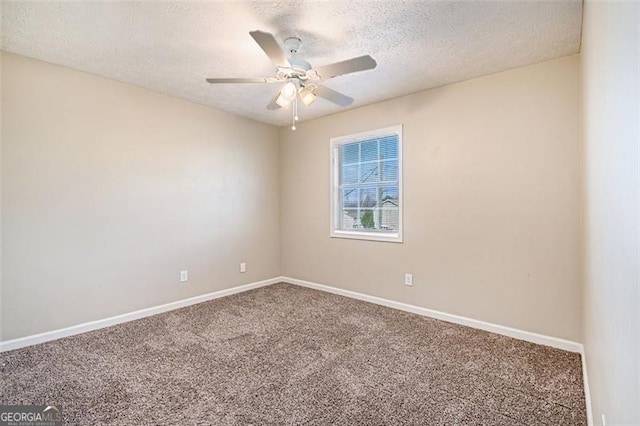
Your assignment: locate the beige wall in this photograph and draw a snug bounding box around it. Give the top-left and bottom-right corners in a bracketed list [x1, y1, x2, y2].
[581, 2, 640, 424]
[280, 55, 582, 341]
[1, 52, 280, 340]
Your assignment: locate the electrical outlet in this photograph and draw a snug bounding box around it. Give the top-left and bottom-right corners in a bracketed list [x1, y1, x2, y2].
[180, 270, 188, 282]
[404, 273, 413, 286]
[240, 262, 246, 273]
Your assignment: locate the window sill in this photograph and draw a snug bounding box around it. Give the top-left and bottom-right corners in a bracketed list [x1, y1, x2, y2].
[330, 230, 403, 243]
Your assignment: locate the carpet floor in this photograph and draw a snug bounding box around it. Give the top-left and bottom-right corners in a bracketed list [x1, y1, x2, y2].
[1, 283, 586, 425]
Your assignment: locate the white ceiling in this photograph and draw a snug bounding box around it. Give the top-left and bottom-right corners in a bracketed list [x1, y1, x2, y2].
[1, 1, 582, 126]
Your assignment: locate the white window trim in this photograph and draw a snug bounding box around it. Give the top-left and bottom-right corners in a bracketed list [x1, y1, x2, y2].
[330, 125, 403, 243]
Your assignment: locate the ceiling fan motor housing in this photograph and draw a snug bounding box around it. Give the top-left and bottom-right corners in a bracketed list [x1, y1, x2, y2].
[287, 57, 311, 72]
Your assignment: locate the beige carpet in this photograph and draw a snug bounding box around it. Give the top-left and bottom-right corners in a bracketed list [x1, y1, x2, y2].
[1, 283, 586, 425]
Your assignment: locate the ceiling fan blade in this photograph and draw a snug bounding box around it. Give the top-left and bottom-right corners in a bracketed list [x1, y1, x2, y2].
[266, 91, 281, 110]
[206, 77, 278, 84]
[313, 55, 377, 80]
[249, 30, 290, 68]
[315, 85, 354, 107]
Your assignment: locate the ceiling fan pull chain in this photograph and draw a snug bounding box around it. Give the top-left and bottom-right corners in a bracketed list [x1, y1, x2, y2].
[291, 96, 297, 131]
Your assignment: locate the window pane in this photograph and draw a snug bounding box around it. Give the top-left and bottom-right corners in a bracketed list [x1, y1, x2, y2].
[360, 163, 379, 183]
[359, 209, 376, 229]
[361, 140, 378, 162]
[341, 209, 358, 230]
[380, 184, 399, 231]
[379, 207, 399, 231]
[342, 188, 358, 209]
[380, 137, 398, 159]
[341, 143, 360, 165]
[380, 160, 398, 182]
[381, 185, 399, 205]
[341, 164, 359, 185]
[359, 188, 378, 208]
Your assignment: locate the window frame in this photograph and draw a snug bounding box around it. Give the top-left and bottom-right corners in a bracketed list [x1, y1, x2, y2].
[330, 125, 403, 243]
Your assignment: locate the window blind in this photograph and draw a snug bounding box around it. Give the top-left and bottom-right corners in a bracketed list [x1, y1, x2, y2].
[337, 134, 400, 233]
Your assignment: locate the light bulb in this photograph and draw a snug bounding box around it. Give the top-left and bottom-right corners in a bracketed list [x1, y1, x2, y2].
[291, 124, 296, 131]
[294, 115, 299, 121]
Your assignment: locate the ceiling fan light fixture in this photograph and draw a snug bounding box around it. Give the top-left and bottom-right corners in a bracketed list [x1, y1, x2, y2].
[280, 81, 297, 101]
[276, 94, 292, 109]
[299, 86, 317, 107]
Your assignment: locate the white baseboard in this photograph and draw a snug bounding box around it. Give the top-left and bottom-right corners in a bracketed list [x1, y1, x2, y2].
[281, 276, 584, 354]
[1, 275, 584, 354]
[0, 277, 281, 353]
[581, 347, 594, 426]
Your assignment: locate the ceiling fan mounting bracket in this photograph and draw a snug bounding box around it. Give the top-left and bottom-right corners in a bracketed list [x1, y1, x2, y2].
[283, 37, 302, 55]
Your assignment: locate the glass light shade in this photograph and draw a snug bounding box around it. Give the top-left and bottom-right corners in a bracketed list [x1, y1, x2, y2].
[299, 88, 317, 107]
[280, 82, 297, 101]
[276, 93, 291, 109]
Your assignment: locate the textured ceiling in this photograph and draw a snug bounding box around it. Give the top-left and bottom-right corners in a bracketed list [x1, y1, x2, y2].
[1, 1, 582, 126]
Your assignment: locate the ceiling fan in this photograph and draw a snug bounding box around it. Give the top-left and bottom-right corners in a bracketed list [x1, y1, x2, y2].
[206, 30, 377, 129]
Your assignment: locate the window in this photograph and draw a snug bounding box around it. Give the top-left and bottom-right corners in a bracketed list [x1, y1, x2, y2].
[330, 125, 402, 242]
